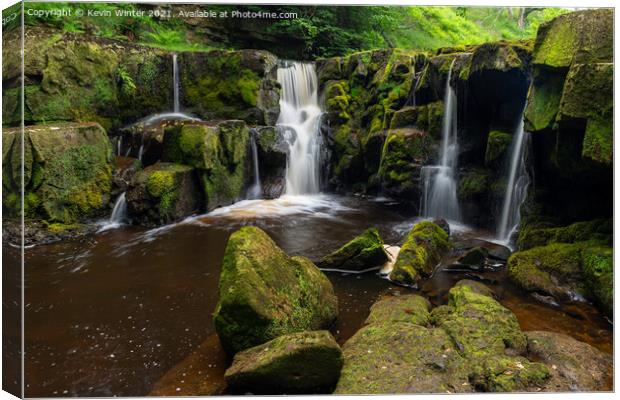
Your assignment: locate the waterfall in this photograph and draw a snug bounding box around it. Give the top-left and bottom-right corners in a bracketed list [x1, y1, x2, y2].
[173, 53, 180, 113]
[420, 59, 461, 221]
[497, 112, 531, 242]
[247, 134, 262, 199]
[110, 192, 128, 224]
[407, 71, 422, 107]
[117, 135, 122, 156]
[276, 62, 323, 195]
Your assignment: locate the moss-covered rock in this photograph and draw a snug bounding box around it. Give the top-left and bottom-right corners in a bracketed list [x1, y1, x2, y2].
[526, 331, 612, 391]
[457, 169, 490, 201]
[581, 245, 613, 316]
[485, 130, 512, 166]
[213, 226, 338, 354]
[336, 283, 550, 394]
[317, 228, 389, 272]
[163, 120, 250, 210]
[125, 162, 202, 226]
[180, 50, 279, 125]
[517, 219, 612, 250]
[2, 122, 113, 224]
[389, 221, 450, 286]
[224, 330, 343, 394]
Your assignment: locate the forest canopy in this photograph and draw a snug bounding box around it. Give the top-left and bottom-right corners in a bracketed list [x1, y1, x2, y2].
[14, 3, 570, 58]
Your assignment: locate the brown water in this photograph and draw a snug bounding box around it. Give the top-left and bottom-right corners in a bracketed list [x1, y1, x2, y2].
[10, 195, 612, 397]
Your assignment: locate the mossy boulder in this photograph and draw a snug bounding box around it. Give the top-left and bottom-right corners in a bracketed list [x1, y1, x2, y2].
[526, 331, 612, 391]
[507, 241, 613, 316]
[163, 120, 250, 211]
[125, 163, 203, 226]
[213, 226, 338, 354]
[336, 284, 550, 394]
[389, 221, 451, 286]
[179, 50, 279, 125]
[317, 228, 389, 272]
[517, 219, 612, 250]
[2, 122, 113, 224]
[485, 130, 513, 166]
[224, 330, 343, 394]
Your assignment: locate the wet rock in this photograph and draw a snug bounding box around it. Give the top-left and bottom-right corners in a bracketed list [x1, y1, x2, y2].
[126, 162, 203, 226]
[253, 126, 287, 198]
[112, 156, 141, 195]
[432, 218, 450, 235]
[336, 284, 550, 394]
[517, 219, 612, 250]
[2, 122, 113, 224]
[317, 228, 389, 272]
[162, 120, 250, 211]
[213, 226, 338, 354]
[390, 221, 451, 286]
[225, 330, 343, 394]
[454, 238, 511, 261]
[581, 245, 613, 317]
[526, 331, 612, 391]
[453, 279, 495, 299]
[453, 247, 489, 270]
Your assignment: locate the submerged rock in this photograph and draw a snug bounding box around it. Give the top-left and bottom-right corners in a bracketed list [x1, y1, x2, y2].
[336, 282, 551, 394]
[2, 122, 113, 224]
[213, 226, 338, 354]
[126, 162, 203, 226]
[317, 228, 389, 272]
[225, 330, 343, 394]
[452, 246, 489, 270]
[526, 331, 612, 391]
[390, 221, 451, 286]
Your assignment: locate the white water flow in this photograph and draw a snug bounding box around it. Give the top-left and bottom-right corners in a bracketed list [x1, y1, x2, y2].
[497, 113, 531, 242]
[420, 59, 460, 221]
[277, 62, 323, 195]
[117, 136, 122, 156]
[110, 192, 128, 223]
[247, 135, 262, 199]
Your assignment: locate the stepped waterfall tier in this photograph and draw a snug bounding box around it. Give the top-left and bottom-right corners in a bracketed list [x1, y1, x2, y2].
[247, 134, 263, 199]
[276, 62, 323, 195]
[497, 111, 531, 242]
[420, 59, 461, 221]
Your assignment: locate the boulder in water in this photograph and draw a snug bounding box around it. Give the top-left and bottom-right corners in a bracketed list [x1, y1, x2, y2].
[213, 226, 338, 354]
[224, 330, 343, 394]
[432, 218, 450, 235]
[390, 221, 451, 286]
[2, 122, 113, 224]
[317, 228, 389, 272]
[526, 331, 612, 391]
[453, 246, 489, 270]
[336, 282, 550, 394]
[126, 162, 203, 226]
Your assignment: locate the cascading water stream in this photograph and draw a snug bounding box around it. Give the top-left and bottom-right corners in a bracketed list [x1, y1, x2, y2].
[420, 59, 461, 221]
[247, 134, 262, 199]
[276, 62, 323, 196]
[497, 111, 531, 242]
[110, 192, 128, 224]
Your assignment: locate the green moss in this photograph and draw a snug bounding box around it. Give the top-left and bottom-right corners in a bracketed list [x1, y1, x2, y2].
[458, 169, 490, 200]
[318, 228, 388, 271]
[485, 130, 512, 166]
[524, 70, 565, 133]
[581, 245, 613, 316]
[517, 219, 612, 250]
[390, 221, 450, 286]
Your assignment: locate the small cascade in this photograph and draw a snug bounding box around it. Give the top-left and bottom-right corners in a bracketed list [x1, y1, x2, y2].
[110, 192, 128, 224]
[276, 61, 323, 195]
[173, 53, 180, 113]
[117, 135, 123, 157]
[247, 134, 262, 199]
[420, 59, 461, 221]
[407, 71, 422, 107]
[497, 111, 531, 242]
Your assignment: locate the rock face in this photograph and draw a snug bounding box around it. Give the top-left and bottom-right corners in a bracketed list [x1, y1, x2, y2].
[507, 240, 613, 316]
[163, 120, 250, 211]
[522, 9, 612, 226]
[213, 226, 338, 354]
[317, 228, 389, 272]
[526, 331, 613, 391]
[253, 126, 288, 199]
[125, 163, 203, 226]
[225, 330, 343, 394]
[336, 282, 551, 394]
[2, 27, 280, 130]
[2, 122, 113, 224]
[390, 221, 451, 286]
